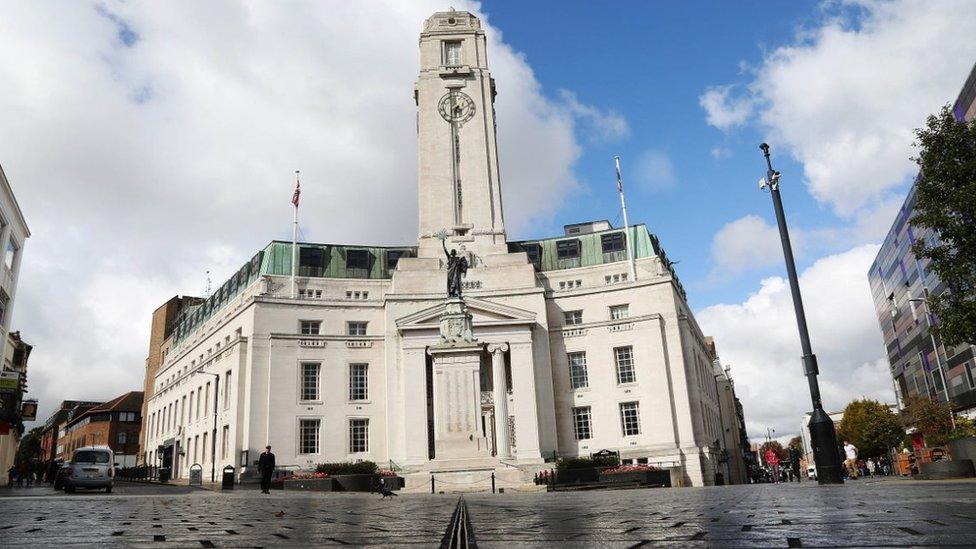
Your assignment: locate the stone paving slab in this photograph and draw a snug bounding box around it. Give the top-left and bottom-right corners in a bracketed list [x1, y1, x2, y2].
[1, 478, 975, 547]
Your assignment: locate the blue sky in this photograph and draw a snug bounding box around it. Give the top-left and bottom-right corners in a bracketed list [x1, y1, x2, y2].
[3, 0, 974, 439]
[482, 0, 856, 309]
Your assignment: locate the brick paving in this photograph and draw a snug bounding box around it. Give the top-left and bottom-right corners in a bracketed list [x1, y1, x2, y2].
[0, 478, 974, 547]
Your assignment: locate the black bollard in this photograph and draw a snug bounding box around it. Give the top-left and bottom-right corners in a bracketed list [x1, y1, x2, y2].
[430, 474, 435, 494]
[491, 472, 496, 494]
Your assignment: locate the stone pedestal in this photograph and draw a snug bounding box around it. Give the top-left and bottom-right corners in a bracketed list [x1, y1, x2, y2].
[428, 296, 489, 460]
[429, 343, 488, 459]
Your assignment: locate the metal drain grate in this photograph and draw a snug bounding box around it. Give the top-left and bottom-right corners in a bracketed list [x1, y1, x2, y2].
[440, 496, 477, 549]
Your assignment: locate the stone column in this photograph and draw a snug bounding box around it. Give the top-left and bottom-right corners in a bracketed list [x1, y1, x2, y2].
[509, 342, 542, 461]
[488, 343, 510, 459]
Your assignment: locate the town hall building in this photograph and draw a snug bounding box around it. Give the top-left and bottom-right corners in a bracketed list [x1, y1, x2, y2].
[140, 10, 742, 488]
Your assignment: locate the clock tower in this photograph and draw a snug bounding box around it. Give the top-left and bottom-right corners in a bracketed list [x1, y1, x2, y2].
[415, 10, 507, 258]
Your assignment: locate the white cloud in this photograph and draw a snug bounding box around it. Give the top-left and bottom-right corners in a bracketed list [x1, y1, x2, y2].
[699, 85, 755, 131]
[631, 150, 676, 193]
[710, 215, 786, 279]
[701, 0, 976, 216]
[697, 245, 896, 440]
[556, 89, 629, 141]
[710, 146, 733, 159]
[1, 1, 623, 425]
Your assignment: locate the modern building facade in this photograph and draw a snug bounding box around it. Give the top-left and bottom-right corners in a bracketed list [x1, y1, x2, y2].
[868, 63, 976, 417]
[142, 10, 735, 487]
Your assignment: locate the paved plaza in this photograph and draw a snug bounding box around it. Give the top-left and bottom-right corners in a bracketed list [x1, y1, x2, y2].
[1, 478, 975, 547]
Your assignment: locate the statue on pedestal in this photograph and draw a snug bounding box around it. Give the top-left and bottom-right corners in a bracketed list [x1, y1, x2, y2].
[438, 230, 469, 298]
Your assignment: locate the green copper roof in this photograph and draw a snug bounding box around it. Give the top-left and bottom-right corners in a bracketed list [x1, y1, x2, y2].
[260, 241, 418, 280]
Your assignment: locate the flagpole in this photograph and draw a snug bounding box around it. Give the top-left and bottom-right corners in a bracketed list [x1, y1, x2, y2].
[291, 170, 300, 299]
[614, 156, 638, 282]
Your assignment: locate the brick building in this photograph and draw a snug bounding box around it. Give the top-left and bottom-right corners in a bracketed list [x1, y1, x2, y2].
[39, 400, 101, 464]
[60, 391, 143, 466]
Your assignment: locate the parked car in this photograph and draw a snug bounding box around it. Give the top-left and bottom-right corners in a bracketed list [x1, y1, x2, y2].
[64, 446, 115, 493]
[807, 465, 817, 480]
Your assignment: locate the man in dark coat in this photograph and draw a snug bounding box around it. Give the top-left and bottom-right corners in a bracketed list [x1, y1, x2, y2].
[790, 447, 802, 483]
[258, 445, 275, 494]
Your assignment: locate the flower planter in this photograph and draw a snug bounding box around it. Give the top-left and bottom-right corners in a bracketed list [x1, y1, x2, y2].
[283, 477, 336, 491]
[598, 470, 671, 487]
[555, 467, 600, 485]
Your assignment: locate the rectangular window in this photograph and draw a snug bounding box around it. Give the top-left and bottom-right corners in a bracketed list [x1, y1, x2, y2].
[443, 40, 462, 65]
[301, 363, 321, 401]
[524, 244, 542, 270]
[347, 321, 368, 336]
[564, 310, 583, 325]
[610, 304, 629, 320]
[387, 249, 411, 271]
[195, 387, 201, 418]
[349, 418, 369, 453]
[204, 383, 210, 415]
[118, 431, 128, 444]
[299, 419, 320, 454]
[350, 363, 369, 401]
[221, 425, 229, 459]
[224, 370, 232, 409]
[4, 238, 16, 270]
[193, 435, 199, 463]
[933, 368, 946, 394]
[572, 406, 592, 440]
[614, 346, 636, 384]
[202, 432, 209, 462]
[568, 352, 588, 390]
[298, 247, 326, 277]
[966, 361, 976, 390]
[620, 402, 641, 436]
[300, 320, 321, 335]
[345, 249, 370, 277]
[556, 239, 580, 260]
[601, 232, 625, 253]
[180, 396, 186, 425]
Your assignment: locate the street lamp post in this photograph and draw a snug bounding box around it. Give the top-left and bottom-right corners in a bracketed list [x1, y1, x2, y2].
[759, 143, 843, 484]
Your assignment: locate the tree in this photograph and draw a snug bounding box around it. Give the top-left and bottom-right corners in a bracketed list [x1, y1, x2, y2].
[788, 436, 803, 452]
[759, 441, 788, 462]
[910, 105, 976, 347]
[14, 426, 43, 466]
[903, 396, 953, 447]
[837, 399, 903, 458]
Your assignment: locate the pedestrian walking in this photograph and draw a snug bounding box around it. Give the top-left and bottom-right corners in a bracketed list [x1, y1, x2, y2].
[764, 448, 780, 483]
[843, 441, 859, 479]
[258, 445, 276, 494]
[6, 465, 16, 487]
[790, 447, 801, 483]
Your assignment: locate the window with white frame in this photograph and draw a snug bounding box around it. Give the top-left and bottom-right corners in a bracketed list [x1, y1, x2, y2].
[349, 418, 369, 453]
[568, 352, 588, 390]
[564, 310, 583, 325]
[301, 363, 321, 401]
[221, 425, 229, 459]
[300, 320, 321, 335]
[224, 370, 232, 408]
[299, 419, 320, 454]
[118, 431, 128, 444]
[614, 346, 636, 384]
[443, 40, 462, 65]
[620, 401, 641, 436]
[347, 321, 367, 336]
[572, 406, 592, 440]
[349, 363, 368, 401]
[609, 304, 629, 320]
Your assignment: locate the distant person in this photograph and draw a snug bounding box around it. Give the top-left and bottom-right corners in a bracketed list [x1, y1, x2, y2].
[6, 466, 15, 487]
[258, 445, 276, 494]
[790, 447, 801, 483]
[867, 458, 876, 477]
[764, 448, 780, 483]
[843, 441, 859, 479]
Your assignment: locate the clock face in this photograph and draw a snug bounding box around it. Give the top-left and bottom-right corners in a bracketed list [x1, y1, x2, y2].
[438, 91, 476, 125]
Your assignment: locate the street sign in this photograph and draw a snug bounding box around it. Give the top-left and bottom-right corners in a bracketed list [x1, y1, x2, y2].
[20, 399, 37, 421]
[0, 371, 20, 393]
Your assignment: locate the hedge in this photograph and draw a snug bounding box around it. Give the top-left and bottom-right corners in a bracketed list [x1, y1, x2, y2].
[314, 461, 378, 475]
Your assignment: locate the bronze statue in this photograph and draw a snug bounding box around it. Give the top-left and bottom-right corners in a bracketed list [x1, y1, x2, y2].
[440, 233, 468, 298]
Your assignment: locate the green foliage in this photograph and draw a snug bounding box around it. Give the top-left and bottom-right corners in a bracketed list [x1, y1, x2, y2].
[909, 105, 976, 347]
[14, 427, 43, 466]
[759, 441, 788, 461]
[314, 461, 378, 475]
[555, 455, 619, 471]
[837, 399, 903, 458]
[904, 396, 954, 447]
[949, 416, 976, 441]
[787, 436, 803, 452]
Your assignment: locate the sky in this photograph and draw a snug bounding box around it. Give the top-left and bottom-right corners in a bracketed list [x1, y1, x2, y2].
[2, 0, 975, 443]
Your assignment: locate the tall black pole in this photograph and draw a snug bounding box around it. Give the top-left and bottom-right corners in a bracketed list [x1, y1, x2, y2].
[759, 143, 843, 485]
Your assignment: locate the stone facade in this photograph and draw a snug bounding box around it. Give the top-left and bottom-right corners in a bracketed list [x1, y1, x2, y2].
[140, 10, 743, 487]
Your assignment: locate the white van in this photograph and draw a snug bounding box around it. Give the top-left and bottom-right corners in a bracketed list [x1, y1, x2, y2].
[64, 446, 115, 493]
